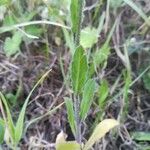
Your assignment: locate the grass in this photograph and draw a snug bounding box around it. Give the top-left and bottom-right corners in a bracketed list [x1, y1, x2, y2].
[0, 0, 150, 149]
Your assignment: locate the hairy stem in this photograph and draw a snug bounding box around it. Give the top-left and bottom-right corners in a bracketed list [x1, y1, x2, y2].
[74, 95, 81, 143]
[74, 0, 84, 47]
[73, 0, 84, 144]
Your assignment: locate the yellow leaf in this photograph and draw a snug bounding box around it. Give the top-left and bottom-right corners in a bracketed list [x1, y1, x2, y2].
[56, 141, 80, 150]
[56, 131, 80, 150]
[83, 119, 119, 150]
[56, 131, 67, 144]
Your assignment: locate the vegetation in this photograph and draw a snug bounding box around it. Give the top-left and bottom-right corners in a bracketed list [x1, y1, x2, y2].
[0, 0, 149, 149]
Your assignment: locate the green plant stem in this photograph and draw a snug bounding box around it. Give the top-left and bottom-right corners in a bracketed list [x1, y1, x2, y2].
[13, 144, 17, 150]
[74, 95, 81, 143]
[73, 0, 84, 144]
[74, 0, 84, 46]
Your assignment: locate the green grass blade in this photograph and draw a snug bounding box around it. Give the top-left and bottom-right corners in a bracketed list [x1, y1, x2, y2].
[25, 102, 64, 132]
[123, 0, 150, 26]
[0, 118, 5, 144]
[105, 18, 118, 45]
[97, 11, 105, 35]
[71, 45, 88, 94]
[132, 132, 150, 141]
[14, 70, 51, 144]
[0, 92, 15, 141]
[65, 98, 76, 135]
[80, 79, 95, 120]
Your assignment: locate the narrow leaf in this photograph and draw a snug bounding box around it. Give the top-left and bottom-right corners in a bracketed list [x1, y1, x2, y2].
[80, 79, 95, 120]
[71, 45, 88, 93]
[0, 118, 5, 144]
[14, 70, 51, 143]
[65, 98, 76, 135]
[98, 79, 109, 110]
[0, 92, 15, 141]
[132, 132, 150, 141]
[83, 119, 119, 150]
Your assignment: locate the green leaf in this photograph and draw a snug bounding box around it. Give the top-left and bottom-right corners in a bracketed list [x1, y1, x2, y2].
[25, 25, 43, 37]
[56, 141, 80, 150]
[70, 0, 79, 33]
[80, 27, 98, 48]
[71, 45, 88, 93]
[65, 98, 76, 135]
[0, 0, 10, 5]
[14, 70, 51, 144]
[4, 31, 23, 57]
[6, 82, 22, 106]
[98, 79, 109, 110]
[5, 93, 17, 106]
[92, 19, 117, 73]
[80, 79, 95, 120]
[0, 118, 5, 144]
[132, 132, 150, 141]
[123, 0, 150, 26]
[94, 44, 110, 69]
[83, 119, 119, 150]
[21, 11, 37, 22]
[3, 15, 17, 26]
[0, 92, 15, 141]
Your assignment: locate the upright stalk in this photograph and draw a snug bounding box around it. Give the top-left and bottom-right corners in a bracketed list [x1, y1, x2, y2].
[73, 0, 84, 144]
[74, 0, 84, 46]
[74, 95, 81, 143]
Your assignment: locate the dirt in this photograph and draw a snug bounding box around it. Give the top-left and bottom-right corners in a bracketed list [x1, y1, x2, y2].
[0, 0, 150, 149]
